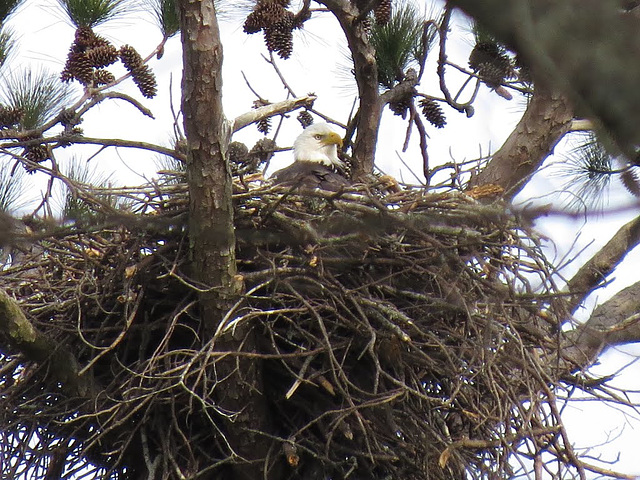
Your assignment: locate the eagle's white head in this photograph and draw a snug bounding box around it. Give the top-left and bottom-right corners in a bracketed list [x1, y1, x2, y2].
[293, 123, 343, 167]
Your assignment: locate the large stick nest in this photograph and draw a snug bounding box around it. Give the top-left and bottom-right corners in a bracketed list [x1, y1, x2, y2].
[0, 178, 577, 479]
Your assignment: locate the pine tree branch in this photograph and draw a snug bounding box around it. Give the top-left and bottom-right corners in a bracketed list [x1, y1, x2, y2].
[467, 86, 573, 199]
[450, 0, 640, 157]
[318, 0, 381, 179]
[0, 289, 89, 396]
[566, 215, 640, 313]
[562, 281, 640, 368]
[231, 95, 317, 133]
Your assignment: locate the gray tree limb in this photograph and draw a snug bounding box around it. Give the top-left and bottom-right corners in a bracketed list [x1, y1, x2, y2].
[0, 289, 89, 396]
[563, 281, 640, 368]
[232, 95, 317, 133]
[566, 215, 640, 313]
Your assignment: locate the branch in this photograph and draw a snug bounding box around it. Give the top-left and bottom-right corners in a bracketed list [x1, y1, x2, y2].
[379, 69, 419, 107]
[231, 95, 317, 133]
[566, 215, 640, 313]
[562, 281, 640, 368]
[0, 289, 89, 396]
[450, 0, 640, 157]
[467, 86, 573, 199]
[36, 136, 184, 160]
[437, 5, 476, 115]
[318, 0, 381, 178]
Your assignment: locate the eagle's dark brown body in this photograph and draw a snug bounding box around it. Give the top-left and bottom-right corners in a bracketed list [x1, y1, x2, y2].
[271, 161, 350, 191]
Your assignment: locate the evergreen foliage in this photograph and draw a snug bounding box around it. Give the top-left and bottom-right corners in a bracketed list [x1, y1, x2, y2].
[57, 0, 131, 27]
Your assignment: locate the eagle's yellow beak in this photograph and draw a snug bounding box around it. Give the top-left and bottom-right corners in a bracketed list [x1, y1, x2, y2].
[322, 132, 343, 148]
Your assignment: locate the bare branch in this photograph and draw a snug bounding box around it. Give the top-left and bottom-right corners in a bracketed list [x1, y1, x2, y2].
[0, 289, 89, 396]
[232, 95, 317, 133]
[563, 281, 640, 368]
[566, 215, 640, 313]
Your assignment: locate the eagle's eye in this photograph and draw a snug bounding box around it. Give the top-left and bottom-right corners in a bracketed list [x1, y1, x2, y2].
[314, 134, 322, 140]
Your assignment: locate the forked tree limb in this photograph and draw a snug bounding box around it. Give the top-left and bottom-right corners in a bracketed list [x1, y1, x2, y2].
[318, 0, 381, 178]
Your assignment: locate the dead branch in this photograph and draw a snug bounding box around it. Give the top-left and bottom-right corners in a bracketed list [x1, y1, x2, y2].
[232, 95, 317, 133]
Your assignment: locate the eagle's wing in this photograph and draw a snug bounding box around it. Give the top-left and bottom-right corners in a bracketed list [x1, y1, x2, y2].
[272, 161, 350, 191]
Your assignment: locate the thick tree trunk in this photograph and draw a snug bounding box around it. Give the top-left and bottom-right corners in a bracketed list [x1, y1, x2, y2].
[0, 289, 88, 396]
[566, 215, 640, 313]
[178, 2, 270, 478]
[178, 0, 239, 330]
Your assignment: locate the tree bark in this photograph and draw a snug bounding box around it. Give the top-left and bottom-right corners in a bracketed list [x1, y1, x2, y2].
[0, 289, 89, 396]
[319, 0, 381, 178]
[178, 0, 240, 333]
[467, 87, 573, 199]
[178, 2, 270, 478]
[563, 281, 640, 368]
[450, 0, 640, 157]
[566, 215, 640, 313]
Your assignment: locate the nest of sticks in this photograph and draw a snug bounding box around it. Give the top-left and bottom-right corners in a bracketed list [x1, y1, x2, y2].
[0, 177, 575, 479]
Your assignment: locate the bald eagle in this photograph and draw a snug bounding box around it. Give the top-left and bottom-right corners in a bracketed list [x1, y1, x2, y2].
[271, 123, 351, 191]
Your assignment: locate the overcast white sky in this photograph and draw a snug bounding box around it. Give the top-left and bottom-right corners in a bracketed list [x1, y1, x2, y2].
[6, 0, 640, 476]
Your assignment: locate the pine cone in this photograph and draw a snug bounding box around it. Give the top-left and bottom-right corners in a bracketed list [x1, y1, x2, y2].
[243, 10, 264, 34]
[476, 63, 506, 87]
[249, 137, 276, 166]
[469, 41, 513, 87]
[119, 45, 143, 69]
[228, 141, 250, 174]
[253, 98, 272, 134]
[297, 110, 313, 128]
[74, 26, 97, 49]
[58, 108, 78, 127]
[0, 106, 23, 129]
[374, 0, 392, 25]
[86, 44, 119, 68]
[244, 2, 296, 59]
[264, 10, 295, 59]
[244, 2, 284, 33]
[389, 98, 410, 118]
[120, 46, 157, 98]
[23, 144, 49, 170]
[621, 168, 640, 197]
[265, 27, 294, 59]
[257, 116, 271, 134]
[418, 98, 446, 128]
[93, 69, 115, 86]
[132, 67, 157, 98]
[62, 51, 94, 85]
